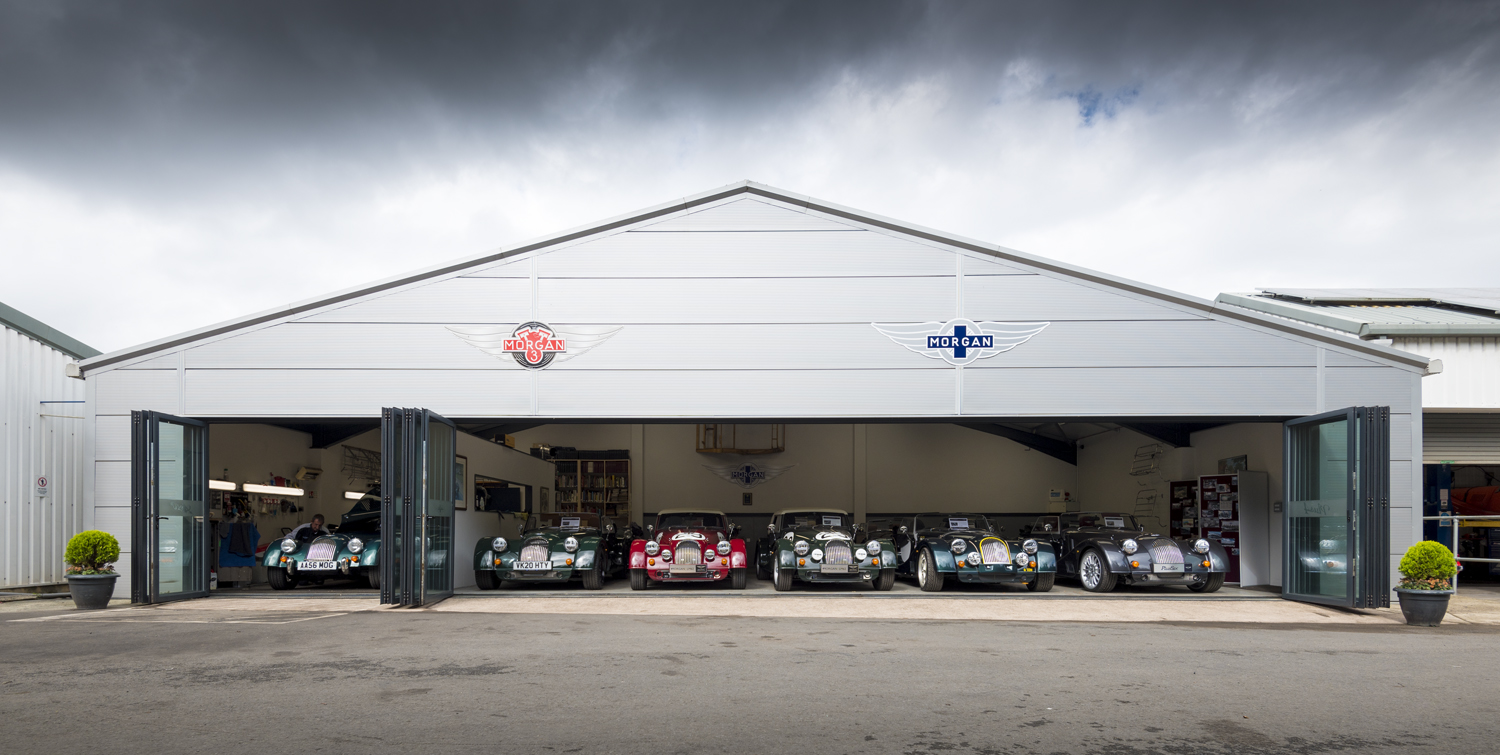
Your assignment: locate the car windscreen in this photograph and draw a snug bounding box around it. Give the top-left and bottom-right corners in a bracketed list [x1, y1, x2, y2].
[1074, 513, 1138, 530]
[526, 513, 602, 532]
[915, 514, 991, 532]
[658, 513, 726, 530]
[784, 512, 846, 529]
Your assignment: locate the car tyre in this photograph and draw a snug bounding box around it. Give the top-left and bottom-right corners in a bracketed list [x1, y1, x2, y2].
[581, 558, 605, 590]
[772, 556, 793, 592]
[1188, 572, 1225, 593]
[267, 567, 295, 591]
[730, 568, 747, 590]
[1026, 572, 1055, 592]
[474, 570, 499, 590]
[874, 568, 896, 591]
[629, 568, 648, 590]
[917, 549, 944, 592]
[365, 568, 380, 590]
[1079, 548, 1116, 593]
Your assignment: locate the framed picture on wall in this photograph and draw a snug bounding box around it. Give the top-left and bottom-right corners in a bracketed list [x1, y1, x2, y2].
[1218, 455, 1248, 474]
[454, 455, 468, 510]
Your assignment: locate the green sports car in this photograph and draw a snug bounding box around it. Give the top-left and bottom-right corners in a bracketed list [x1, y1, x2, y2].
[264, 494, 382, 590]
[755, 509, 896, 591]
[473, 512, 629, 590]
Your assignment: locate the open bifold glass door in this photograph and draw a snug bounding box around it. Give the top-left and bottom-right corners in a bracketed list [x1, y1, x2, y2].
[131, 411, 209, 604]
[1283, 406, 1390, 609]
[380, 408, 457, 607]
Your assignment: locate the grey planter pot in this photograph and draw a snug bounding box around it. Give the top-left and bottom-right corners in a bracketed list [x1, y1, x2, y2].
[66, 573, 119, 610]
[1395, 588, 1453, 627]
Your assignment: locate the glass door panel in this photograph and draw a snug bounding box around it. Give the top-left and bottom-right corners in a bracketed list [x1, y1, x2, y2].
[1283, 406, 1391, 609]
[131, 411, 208, 604]
[422, 414, 456, 602]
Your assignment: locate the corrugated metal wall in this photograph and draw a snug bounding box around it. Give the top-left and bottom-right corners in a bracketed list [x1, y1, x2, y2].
[2, 325, 87, 588]
[1424, 413, 1500, 463]
[1395, 337, 1500, 409]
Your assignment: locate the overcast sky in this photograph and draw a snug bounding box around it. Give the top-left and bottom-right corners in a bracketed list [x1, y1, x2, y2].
[2, 1, 1498, 353]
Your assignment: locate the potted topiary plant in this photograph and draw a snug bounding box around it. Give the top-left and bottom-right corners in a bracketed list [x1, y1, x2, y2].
[64, 530, 121, 610]
[1394, 540, 1458, 627]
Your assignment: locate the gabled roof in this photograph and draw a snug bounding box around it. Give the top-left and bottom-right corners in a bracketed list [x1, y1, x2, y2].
[0, 300, 99, 360]
[76, 181, 1435, 375]
[1218, 288, 1500, 337]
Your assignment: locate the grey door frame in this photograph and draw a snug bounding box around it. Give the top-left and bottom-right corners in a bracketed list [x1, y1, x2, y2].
[130, 410, 210, 605]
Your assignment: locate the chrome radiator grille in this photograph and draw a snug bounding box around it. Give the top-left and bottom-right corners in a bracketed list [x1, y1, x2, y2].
[825, 542, 853, 564]
[307, 539, 337, 561]
[979, 539, 1010, 565]
[1149, 540, 1184, 564]
[675, 542, 701, 565]
[520, 543, 550, 562]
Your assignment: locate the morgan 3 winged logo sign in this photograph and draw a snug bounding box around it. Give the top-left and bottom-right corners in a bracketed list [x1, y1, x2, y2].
[448, 321, 622, 369]
[871, 319, 1049, 365]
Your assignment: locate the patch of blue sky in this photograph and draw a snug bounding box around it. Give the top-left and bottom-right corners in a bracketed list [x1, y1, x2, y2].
[1066, 85, 1141, 126]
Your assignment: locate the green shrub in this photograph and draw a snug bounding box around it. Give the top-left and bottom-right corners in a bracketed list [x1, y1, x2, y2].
[1397, 540, 1456, 591]
[64, 530, 121, 575]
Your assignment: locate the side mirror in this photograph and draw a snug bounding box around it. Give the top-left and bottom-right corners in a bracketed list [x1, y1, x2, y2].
[605, 522, 616, 535]
[729, 523, 740, 536]
[646, 524, 655, 536]
[898, 525, 908, 535]
[1044, 523, 1053, 532]
[767, 522, 776, 535]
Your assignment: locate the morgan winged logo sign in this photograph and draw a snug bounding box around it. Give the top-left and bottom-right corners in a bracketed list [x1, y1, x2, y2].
[702, 462, 796, 489]
[447, 321, 623, 369]
[872, 319, 1049, 365]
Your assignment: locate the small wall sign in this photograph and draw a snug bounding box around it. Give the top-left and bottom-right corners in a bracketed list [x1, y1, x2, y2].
[36, 476, 48, 497]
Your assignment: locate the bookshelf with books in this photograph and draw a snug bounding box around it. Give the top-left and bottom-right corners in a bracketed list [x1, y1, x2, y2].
[553, 456, 630, 520]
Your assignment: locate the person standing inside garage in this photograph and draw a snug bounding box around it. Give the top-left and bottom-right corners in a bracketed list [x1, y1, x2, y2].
[288, 515, 329, 540]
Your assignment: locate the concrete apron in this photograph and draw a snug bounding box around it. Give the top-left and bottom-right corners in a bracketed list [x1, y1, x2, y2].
[124, 594, 1437, 625]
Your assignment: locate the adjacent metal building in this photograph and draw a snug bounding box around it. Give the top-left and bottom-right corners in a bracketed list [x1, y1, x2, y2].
[1218, 289, 1500, 464]
[1, 301, 99, 589]
[72, 182, 1439, 607]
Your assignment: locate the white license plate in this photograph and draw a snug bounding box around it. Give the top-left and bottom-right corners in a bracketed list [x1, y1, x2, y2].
[820, 564, 851, 574]
[300, 560, 337, 571]
[1153, 563, 1184, 573]
[514, 561, 552, 570]
[670, 564, 701, 574]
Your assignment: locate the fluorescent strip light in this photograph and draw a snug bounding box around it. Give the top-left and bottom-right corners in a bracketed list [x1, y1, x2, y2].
[243, 483, 305, 497]
[209, 480, 237, 491]
[345, 491, 368, 500]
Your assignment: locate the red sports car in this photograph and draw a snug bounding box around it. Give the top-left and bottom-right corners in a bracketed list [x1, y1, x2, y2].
[630, 509, 748, 589]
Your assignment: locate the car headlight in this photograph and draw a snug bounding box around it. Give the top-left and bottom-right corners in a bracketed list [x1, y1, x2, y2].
[1022, 539, 1038, 554]
[719, 542, 732, 556]
[866, 540, 881, 554]
[704, 545, 717, 558]
[1194, 539, 1211, 554]
[564, 537, 579, 553]
[855, 548, 869, 561]
[810, 548, 824, 562]
[660, 549, 672, 562]
[1014, 552, 1030, 566]
[490, 537, 507, 552]
[348, 538, 364, 554]
[1121, 539, 1138, 555]
[280, 539, 296, 554]
[951, 539, 968, 554]
[645, 540, 659, 555]
[794, 540, 810, 556]
[966, 551, 982, 566]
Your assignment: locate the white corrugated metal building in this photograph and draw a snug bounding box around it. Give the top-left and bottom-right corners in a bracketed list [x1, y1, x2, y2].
[1218, 289, 1500, 464]
[1, 301, 99, 589]
[71, 182, 1438, 608]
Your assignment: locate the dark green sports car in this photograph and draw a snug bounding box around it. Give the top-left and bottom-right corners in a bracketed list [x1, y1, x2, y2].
[755, 509, 896, 591]
[263, 493, 382, 590]
[473, 512, 630, 590]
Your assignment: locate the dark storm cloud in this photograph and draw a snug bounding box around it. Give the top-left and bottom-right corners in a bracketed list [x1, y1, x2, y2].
[2, 1, 1496, 201]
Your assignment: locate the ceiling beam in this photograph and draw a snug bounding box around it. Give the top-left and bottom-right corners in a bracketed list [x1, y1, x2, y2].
[957, 423, 1077, 466]
[1116, 422, 1227, 448]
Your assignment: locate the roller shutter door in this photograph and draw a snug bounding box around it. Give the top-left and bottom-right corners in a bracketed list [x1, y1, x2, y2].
[1424, 413, 1500, 464]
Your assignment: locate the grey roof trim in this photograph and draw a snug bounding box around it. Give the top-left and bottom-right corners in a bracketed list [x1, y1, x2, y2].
[1259, 287, 1500, 315]
[1218, 292, 1500, 338]
[78, 181, 1432, 375]
[0, 301, 100, 359]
